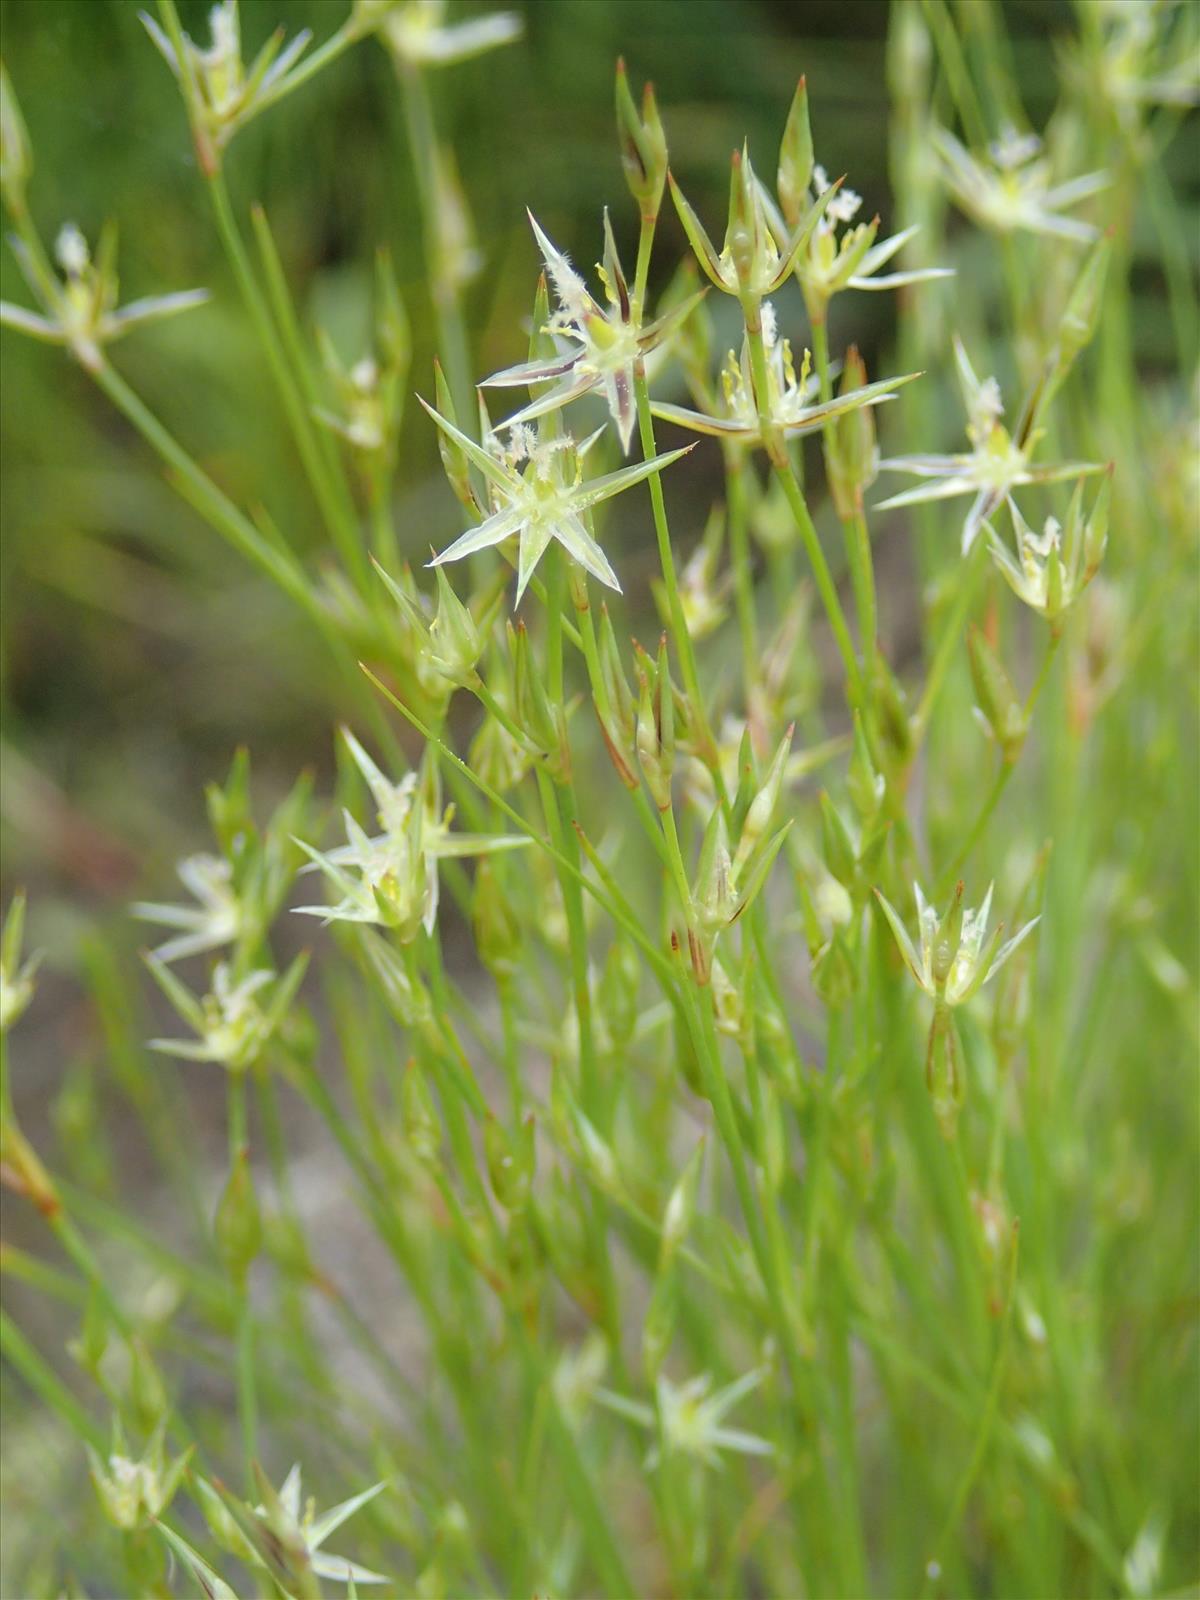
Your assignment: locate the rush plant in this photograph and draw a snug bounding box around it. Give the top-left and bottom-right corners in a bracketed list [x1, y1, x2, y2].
[1, 3, 1196, 1597]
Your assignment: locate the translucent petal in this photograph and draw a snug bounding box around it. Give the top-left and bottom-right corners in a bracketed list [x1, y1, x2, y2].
[545, 511, 621, 594]
[430, 505, 524, 567]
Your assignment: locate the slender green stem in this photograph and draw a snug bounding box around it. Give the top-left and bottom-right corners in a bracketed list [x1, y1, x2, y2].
[224, 1075, 257, 1488]
[633, 367, 721, 775]
[811, 319, 878, 683]
[724, 446, 760, 698]
[937, 632, 1061, 890]
[912, 531, 991, 744]
[207, 169, 369, 590]
[919, 1224, 1020, 1598]
[0, 1307, 106, 1448]
[398, 60, 475, 432]
[633, 212, 657, 320]
[743, 313, 863, 706]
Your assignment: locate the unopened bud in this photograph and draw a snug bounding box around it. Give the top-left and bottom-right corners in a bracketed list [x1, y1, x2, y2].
[635, 638, 675, 810]
[870, 653, 913, 767]
[1083, 468, 1111, 579]
[726, 147, 758, 292]
[734, 726, 792, 876]
[600, 939, 641, 1046]
[615, 59, 668, 219]
[214, 1148, 262, 1287]
[485, 1113, 535, 1212]
[642, 1269, 677, 1381]
[1056, 233, 1110, 377]
[473, 858, 521, 977]
[427, 565, 484, 687]
[825, 345, 879, 519]
[820, 792, 858, 889]
[968, 626, 1026, 762]
[0, 61, 32, 212]
[848, 712, 884, 821]
[811, 929, 856, 1008]
[68, 1285, 110, 1376]
[661, 1137, 705, 1264]
[777, 76, 814, 228]
[510, 620, 560, 764]
[128, 1338, 168, 1433]
[432, 361, 479, 514]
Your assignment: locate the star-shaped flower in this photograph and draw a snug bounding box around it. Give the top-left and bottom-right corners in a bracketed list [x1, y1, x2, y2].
[145, 955, 307, 1072]
[876, 336, 1102, 552]
[932, 125, 1109, 243]
[596, 1368, 773, 1471]
[875, 879, 1039, 1008]
[362, 0, 522, 68]
[986, 470, 1110, 626]
[1, 222, 208, 372]
[132, 854, 242, 963]
[422, 402, 689, 602]
[651, 299, 917, 445]
[208, 1461, 389, 1590]
[141, 0, 314, 154]
[480, 210, 703, 453]
[260, 1463, 388, 1586]
[760, 162, 953, 321]
[294, 730, 528, 940]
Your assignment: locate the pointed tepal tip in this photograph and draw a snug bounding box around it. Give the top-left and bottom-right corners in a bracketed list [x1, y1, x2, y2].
[616, 54, 627, 75]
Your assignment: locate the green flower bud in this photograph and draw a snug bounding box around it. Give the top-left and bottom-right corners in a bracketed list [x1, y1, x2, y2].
[472, 858, 522, 978]
[734, 726, 792, 877]
[642, 1269, 677, 1382]
[1056, 232, 1110, 378]
[510, 620, 560, 767]
[635, 639, 675, 811]
[811, 929, 857, 1008]
[968, 626, 1027, 763]
[848, 712, 884, 821]
[432, 360, 481, 515]
[825, 345, 880, 520]
[600, 939, 641, 1047]
[870, 653, 913, 768]
[615, 58, 668, 220]
[128, 1338, 168, 1434]
[777, 76, 814, 228]
[68, 1285, 110, 1377]
[0, 61, 32, 213]
[820, 792, 858, 889]
[661, 1137, 705, 1265]
[484, 1113, 535, 1212]
[214, 1148, 262, 1288]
